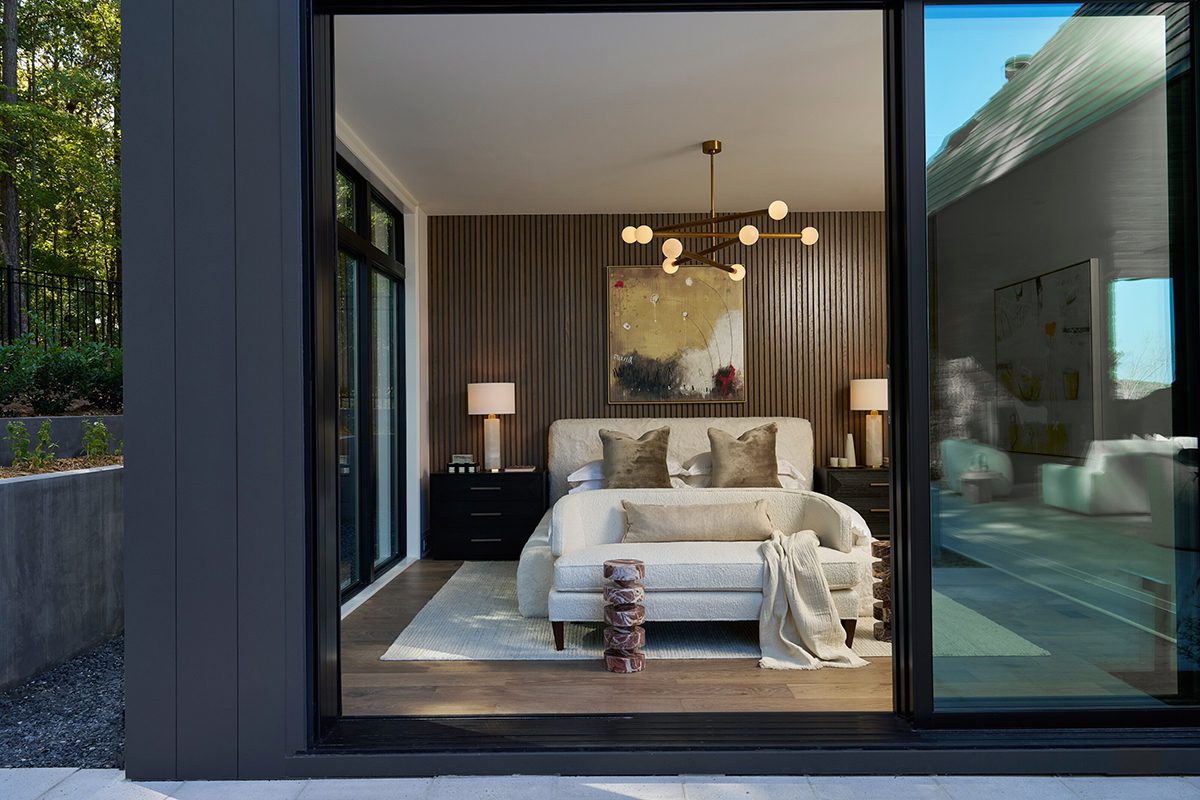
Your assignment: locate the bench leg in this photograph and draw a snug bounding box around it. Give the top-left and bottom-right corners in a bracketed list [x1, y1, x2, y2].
[841, 618, 857, 648]
[552, 620, 565, 651]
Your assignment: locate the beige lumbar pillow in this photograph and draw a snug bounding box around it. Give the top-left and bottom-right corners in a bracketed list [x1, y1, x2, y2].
[621, 500, 775, 543]
[709, 423, 783, 488]
[600, 427, 672, 489]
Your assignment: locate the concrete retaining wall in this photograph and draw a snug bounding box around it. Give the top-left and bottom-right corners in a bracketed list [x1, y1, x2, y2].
[0, 415, 124, 467]
[0, 465, 123, 689]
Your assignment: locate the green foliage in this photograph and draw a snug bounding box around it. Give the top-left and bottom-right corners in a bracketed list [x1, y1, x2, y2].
[0, 327, 122, 413]
[6, 419, 30, 461]
[2, 0, 122, 282]
[80, 417, 106, 457]
[30, 418, 55, 466]
[5, 418, 54, 467]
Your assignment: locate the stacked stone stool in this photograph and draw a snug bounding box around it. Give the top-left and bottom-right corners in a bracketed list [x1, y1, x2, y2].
[872, 539, 892, 642]
[603, 559, 646, 673]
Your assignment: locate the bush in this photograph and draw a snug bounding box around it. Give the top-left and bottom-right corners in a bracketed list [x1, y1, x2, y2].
[81, 419, 109, 457]
[0, 330, 122, 415]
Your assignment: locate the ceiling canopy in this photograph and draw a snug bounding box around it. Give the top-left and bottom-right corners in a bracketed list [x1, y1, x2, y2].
[335, 11, 885, 214]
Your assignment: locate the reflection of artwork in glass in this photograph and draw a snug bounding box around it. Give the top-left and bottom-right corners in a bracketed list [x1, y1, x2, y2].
[607, 266, 745, 403]
[994, 259, 1098, 458]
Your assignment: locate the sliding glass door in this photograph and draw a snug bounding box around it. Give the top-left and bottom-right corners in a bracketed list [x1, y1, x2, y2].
[923, 1, 1198, 715]
[337, 251, 363, 593]
[334, 157, 407, 600]
[371, 270, 402, 569]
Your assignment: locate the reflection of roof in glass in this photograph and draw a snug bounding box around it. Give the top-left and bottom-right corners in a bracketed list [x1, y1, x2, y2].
[927, 3, 1188, 214]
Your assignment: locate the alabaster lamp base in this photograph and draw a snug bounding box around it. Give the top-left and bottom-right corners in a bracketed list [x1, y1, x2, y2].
[865, 411, 883, 468]
[483, 414, 501, 471]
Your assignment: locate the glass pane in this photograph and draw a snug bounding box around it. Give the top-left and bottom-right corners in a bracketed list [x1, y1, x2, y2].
[371, 271, 401, 567]
[926, 3, 1198, 711]
[336, 170, 356, 230]
[370, 199, 395, 256]
[337, 251, 361, 592]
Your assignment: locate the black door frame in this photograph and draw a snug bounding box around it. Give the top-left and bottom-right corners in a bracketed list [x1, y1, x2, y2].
[301, 0, 1200, 769]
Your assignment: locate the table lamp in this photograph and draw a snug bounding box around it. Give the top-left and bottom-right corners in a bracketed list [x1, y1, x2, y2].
[467, 382, 515, 472]
[850, 378, 888, 468]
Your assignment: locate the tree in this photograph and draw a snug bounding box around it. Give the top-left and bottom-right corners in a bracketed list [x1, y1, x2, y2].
[1, 0, 120, 281]
[0, 0, 120, 338]
[2, 0, 19, 336]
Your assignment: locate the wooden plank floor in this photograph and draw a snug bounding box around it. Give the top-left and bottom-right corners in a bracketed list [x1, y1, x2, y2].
[340, 560, 894, 716]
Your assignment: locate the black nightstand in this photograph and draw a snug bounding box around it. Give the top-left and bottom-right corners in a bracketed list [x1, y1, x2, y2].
[429, 471, 547, 559]
[815, 466, 891, 539]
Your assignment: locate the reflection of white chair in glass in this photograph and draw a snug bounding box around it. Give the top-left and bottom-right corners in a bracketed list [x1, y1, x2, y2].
[1041, 438, 1197, 516]
[939, 439, 1014, 497]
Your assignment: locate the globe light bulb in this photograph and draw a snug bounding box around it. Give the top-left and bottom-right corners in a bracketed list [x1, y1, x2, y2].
[635, 225, 654, 244]
[768, 200, 788, 221]
[662, 258, 679, 275]
[800, 226, 819, 245]
[662, 237, 683, 259]
[729, 263, 746, 282]
[621, 226, 637, 244]
[738, 225, 759, 246]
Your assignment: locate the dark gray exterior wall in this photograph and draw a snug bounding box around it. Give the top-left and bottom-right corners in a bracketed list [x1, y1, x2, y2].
[122, 0, 309, 780]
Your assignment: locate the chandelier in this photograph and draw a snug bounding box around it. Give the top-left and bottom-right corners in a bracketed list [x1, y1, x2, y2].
[619, 140, 819, 281]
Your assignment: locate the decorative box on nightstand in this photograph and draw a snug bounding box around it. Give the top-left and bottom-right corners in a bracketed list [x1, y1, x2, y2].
[814, 466, 891, 540]
[429, 470, 547, 560]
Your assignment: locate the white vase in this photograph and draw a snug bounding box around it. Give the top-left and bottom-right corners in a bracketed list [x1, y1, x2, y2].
[845, 433, 857, 468]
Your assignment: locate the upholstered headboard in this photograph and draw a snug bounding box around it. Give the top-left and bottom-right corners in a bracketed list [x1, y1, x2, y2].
[546, 417, 814, 502]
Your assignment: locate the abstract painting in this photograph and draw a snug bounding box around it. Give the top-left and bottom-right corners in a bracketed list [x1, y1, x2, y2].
[993, 259, 1099, 458]
[608, 265, 745, 403]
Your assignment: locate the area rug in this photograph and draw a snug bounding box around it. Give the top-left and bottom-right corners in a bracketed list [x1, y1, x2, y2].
[380, 561, 1046, 661]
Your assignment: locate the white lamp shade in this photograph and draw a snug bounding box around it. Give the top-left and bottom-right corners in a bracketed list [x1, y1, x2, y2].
[850, 378, 888, 412]
[467, 382, 515, 415]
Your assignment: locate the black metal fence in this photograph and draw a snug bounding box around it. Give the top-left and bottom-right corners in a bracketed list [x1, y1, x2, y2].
[1, 267, 122, 347]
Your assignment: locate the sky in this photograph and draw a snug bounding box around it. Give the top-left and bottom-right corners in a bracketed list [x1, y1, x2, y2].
[924, 4, 1081, 160]
[1111, 279, 1174, 385]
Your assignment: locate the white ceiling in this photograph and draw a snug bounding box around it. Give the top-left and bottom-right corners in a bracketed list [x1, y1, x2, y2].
[335, 12, 885, 215]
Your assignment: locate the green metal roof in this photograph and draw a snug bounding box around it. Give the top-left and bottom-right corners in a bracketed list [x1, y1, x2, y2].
[926, 4, 1188, 214]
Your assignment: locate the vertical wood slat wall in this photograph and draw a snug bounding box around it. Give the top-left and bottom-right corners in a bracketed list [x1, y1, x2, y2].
[428, 212, 887, 471]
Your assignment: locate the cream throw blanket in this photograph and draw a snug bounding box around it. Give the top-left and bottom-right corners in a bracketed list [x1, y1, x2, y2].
[758, 530, 868, 670]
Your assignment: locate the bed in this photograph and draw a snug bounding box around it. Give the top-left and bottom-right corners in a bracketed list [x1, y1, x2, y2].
[515, 417, 876, 650]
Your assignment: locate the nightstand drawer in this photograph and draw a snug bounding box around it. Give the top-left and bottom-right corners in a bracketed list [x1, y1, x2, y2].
[431, 527, 528, 560]
[431, 502, 544, 530]
[431, 473, 545, 502]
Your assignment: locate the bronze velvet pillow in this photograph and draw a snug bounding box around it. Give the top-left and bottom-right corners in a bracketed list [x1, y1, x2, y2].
[599, 427, 673, 488]
[621, 500, 775, 543]
[708, 423, 783, 488]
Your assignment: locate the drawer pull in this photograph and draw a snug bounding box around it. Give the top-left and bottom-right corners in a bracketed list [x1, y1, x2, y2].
[470, 486, 502, 492]
[869, 482, 889, 488]
[470, 537, 502, 543]
[870, 507, 890, 514]
[471, 511, 503, 517]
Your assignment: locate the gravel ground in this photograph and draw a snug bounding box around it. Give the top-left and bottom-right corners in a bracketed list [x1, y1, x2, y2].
[0, 635, 124, 768]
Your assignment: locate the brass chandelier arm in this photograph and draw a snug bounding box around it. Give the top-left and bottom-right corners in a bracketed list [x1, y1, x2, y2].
[672, 237, 739, 268]
[654, 230, 810, 240]
[677, 249, 735, 274]
[655, 208, 771, 232]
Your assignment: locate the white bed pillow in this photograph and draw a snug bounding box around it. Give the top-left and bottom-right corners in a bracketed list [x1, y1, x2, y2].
[566, 457, 685, 486]
[568, 476, 689, 494]
[680, 453, 807, 488]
